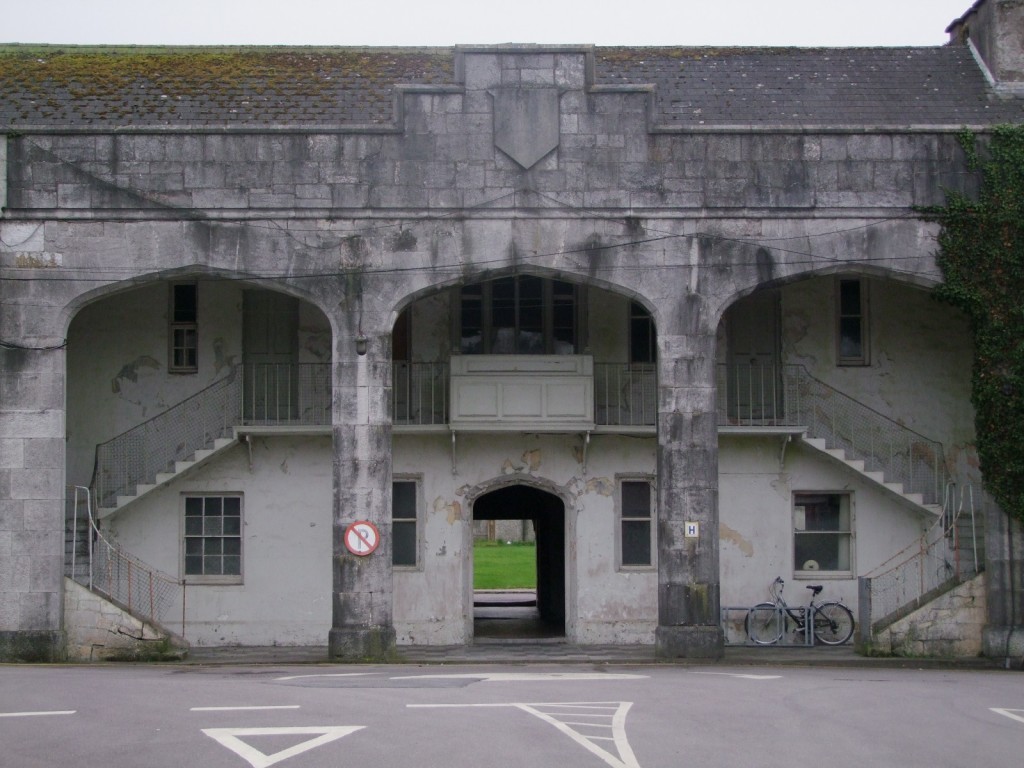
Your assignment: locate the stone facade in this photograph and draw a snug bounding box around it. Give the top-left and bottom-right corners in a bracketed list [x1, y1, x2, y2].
[1, 0, 1023, 661]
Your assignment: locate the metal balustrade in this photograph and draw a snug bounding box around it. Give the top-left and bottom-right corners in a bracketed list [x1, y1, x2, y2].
[393, 361, 449, 426]
[593, 363, 657, 427]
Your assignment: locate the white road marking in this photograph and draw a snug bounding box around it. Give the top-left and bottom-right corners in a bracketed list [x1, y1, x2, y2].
[688, 671, 782, 680]
[202, 725, 364, 768]
[991, 708, 1024, 725]
[191, 706, 300, 712]
[274, 672, 374, 682]
[0, 710, 76, 718]
[409, 702, 640, 768]
[391, 672, 647, 682]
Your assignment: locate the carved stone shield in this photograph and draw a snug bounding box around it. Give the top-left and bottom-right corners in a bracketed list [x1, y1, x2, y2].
[491, 88, 560, 170]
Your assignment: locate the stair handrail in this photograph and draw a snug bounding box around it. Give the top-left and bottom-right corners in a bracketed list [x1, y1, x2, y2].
[859, 480, 982, 637]
[70, 485, 186, 638]
[90, 372, 242, 507]
[782, 365, 950, 505]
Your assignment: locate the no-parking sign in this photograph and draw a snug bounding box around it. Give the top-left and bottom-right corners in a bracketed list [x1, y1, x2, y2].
[343, 521, 381, 556]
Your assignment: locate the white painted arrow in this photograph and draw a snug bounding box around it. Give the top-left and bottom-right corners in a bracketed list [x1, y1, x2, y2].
[991, 708, 1024, 725]
[202, 725, 364, 768]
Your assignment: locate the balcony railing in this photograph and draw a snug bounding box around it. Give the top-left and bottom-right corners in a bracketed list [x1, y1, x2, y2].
[241, 363, 331, 426]
[594, 363, 657, 427]
[394, 362, 449, 426]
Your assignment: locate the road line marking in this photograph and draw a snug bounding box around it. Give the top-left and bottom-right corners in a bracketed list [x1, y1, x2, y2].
[688, 671, 782, 680]
[0, 710, 76, 718]
[408, 702, 640, 768]
[191, 706, 301, 712]
[390, 672, 647, 682]
[274, 672, 374, 682]
[202, 725, 364, 768]
[991, 708, 1024, 725]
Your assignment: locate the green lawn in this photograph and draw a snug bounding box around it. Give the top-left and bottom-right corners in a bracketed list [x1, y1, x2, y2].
[473, 541, 536, 589]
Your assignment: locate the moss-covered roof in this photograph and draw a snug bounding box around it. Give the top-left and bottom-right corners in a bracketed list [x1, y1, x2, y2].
[0, 47, 455, 126]
[1, 43, 1021, 129]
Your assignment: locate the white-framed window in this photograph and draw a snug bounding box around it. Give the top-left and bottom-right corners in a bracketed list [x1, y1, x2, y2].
[836, 277, 869, 366]
[170, 282, 198, 373]
[392, 478, 421, 568]
[618, 477, 655, 569]
[456, 276, 582, 355]
[183, 494, 242, 584]
[793, 492, 852, 575]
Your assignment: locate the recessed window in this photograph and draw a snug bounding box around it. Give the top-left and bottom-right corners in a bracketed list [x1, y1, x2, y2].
[619, 478, 654, 568]
[183, 494, 242, 583]
[837, 278, 868, 366]
[793, 493, 852, 574]
[457, 277, 580, 355]
[392, 479, 419, 568]
[170, 282, 198, 373]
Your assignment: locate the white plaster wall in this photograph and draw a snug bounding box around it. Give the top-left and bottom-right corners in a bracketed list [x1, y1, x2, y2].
[105, 435, 333, 647]
[718, 435, 932, 628]
[392, 431, 658, 645]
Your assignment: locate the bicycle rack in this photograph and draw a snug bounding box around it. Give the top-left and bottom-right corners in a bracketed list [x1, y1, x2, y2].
[720, 605, 816, 647]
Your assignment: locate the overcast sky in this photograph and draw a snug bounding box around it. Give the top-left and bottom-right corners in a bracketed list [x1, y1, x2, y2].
[2, 0, 977, 48]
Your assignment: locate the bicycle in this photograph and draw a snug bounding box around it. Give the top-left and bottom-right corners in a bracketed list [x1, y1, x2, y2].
[745, 577, 855, 646]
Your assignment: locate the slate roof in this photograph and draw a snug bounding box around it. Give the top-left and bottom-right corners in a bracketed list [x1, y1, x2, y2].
[0, 44, 1021, 129]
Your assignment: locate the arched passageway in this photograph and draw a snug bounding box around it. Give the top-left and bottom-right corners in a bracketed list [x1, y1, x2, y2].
[472, 485, 566, 639]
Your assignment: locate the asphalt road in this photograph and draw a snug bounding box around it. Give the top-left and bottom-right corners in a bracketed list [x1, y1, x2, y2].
[1, 662, 1021, 768]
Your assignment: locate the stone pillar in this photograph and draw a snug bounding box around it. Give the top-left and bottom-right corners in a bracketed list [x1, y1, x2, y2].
[654, 329, 724, 659]
[327, 307, 396, 659]
[0, 345, 66, 661]
[982, 503, 1024, 663]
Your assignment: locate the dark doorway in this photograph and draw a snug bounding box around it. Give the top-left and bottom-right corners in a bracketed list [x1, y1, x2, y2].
[472, 485, 565, 639]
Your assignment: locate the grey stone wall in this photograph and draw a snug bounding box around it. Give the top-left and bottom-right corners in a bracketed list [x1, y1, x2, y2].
[0, 46, 1010, 660]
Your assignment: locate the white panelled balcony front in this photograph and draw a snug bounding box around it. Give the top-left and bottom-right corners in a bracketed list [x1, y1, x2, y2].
[449, 355, 595, 431]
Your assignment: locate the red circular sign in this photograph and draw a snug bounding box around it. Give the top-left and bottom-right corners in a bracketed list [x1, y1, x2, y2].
[343, 520, 381, 556]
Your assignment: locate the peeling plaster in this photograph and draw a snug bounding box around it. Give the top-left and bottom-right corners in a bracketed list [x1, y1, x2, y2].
[213, 337, 239, 375]
[501, 458, 524, 474]
[585, 477, 614, 496]
[522, 449, 542, 472]
[720, 522, 754, 557]
[111, 355, 160, 394]
[434, 496, 462, 524]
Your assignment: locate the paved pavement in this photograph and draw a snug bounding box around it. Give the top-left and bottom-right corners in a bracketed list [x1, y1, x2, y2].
[180, 641, 1003, 669]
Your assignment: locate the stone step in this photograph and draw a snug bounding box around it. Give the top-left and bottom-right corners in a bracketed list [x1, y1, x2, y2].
[863, 471, 886, 483]
[135, 484, 158, 496]
[844, 458, 865, 472]
[213, 437, 234, 449]
[192, 449, 214, 461]
[116, 495, 138, 507]
[174, 460, 195, 473]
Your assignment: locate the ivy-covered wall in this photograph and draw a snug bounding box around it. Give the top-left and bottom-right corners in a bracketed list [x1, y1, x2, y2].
[930, 126, 1024, 526]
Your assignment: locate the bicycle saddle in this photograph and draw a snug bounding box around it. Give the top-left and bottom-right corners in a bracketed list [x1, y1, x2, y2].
[806, 585, 823, 596]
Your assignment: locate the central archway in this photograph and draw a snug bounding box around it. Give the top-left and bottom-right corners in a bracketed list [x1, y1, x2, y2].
[472, 485, 565, 639]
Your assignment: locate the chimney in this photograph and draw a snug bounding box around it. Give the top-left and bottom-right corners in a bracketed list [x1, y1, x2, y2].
[947, 0, 1024, 93]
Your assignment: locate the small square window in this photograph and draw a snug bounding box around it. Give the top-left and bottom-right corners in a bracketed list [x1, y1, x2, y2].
[619, 478, 654, 568]
[794, 493, 852, 574]
[392, 479, 420, 568]
[183, 494, 242, 583]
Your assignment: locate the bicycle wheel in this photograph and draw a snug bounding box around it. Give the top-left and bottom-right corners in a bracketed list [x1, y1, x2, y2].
[745, 603, 784, 645]
[812, 602, 855, 645]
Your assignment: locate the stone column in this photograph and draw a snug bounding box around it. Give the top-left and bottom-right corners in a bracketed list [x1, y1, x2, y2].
[0, 345, 66, 661]
[983, 503, 1024, 663]
[327, 306, 396, 659]
[654, 329, 724, 659]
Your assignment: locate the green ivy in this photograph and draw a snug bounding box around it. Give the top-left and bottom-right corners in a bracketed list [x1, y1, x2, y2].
[925, 125, 1024, 524]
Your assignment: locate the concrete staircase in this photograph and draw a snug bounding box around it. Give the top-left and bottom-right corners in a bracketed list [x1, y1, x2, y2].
[96, 436, 238, 518]
[801, 437, 942, 516]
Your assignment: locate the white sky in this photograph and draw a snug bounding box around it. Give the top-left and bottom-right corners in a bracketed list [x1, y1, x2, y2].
[2, 0, 977, 47]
